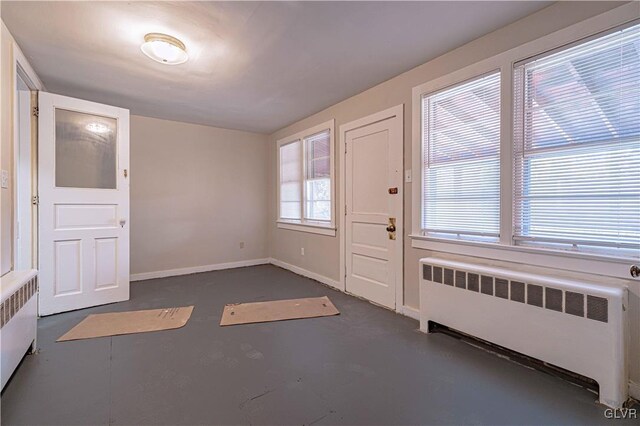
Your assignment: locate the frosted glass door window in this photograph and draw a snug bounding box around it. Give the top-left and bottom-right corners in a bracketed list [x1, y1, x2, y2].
[55, 109, 117, 189]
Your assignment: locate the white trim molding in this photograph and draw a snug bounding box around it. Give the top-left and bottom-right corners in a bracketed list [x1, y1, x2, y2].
[400, 305, 420, 321]
[269, 257, 420, 322]
[269, 258, 341, 290]
[12, 40, 45, 91]
[130, 258, 270, 282]
[10, 30, 44, 274]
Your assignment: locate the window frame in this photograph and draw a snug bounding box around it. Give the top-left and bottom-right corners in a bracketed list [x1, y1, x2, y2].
[276, 119, 336, 236]
[411, 6, 639, 279]
[420, 70, 502, 242]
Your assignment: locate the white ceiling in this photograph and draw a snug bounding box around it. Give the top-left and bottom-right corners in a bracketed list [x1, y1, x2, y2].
[1, 1, 551, 134]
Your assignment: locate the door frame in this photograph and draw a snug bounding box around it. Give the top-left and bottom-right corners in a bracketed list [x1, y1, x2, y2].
[339, 104, 404, 309]
[12, 43, 44, 272]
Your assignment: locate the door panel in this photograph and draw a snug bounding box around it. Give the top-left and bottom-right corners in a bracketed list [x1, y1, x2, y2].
[54, 240, 82, 295]
[351, 131, 388, 214]
[39, 92, 130, 316]
[55, 204, 118, 229]
[95, 238, 118, 290]
[345, 109, 403, 309]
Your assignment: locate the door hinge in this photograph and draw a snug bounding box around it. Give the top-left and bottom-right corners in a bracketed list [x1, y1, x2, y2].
[31, 195, 39, 205]
[32, 106, 39, 117]
[345, 143, 348, 154]
[344, 204, 347, 215]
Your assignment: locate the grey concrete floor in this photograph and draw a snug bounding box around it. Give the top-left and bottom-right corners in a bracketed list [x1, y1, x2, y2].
[1, 265, 635, 425]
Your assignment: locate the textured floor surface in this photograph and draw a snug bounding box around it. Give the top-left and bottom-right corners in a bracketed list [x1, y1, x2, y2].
[1, 265, 635, 425]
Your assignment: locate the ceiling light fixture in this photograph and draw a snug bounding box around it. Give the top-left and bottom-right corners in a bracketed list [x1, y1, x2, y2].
[140, 33, 188, 65]
[86, 122, 111, 134]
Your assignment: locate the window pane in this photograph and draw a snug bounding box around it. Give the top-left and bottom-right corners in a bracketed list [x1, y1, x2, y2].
[304, 130, 331, 221]
[279, 140, 301, 219]
[305, 131, 330, 179]
[55, 109, 117, 189]
[422, 72, 501, 239]
[514, 24, 640, 254]
[305, 178, 331, 221]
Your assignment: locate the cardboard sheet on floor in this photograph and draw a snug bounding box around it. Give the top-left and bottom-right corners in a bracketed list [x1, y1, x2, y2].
[57, 306, 194, 342]
[220, 296, 339, 326]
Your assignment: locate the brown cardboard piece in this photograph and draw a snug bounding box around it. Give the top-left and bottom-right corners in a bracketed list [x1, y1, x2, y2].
[220, 296, 339, 326]
[57, 306, 194, 342]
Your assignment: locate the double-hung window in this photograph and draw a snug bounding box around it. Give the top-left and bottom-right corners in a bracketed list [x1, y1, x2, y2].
[421, 72, 501, 241]
[513, 23, 640, 256]
[415, 19, 640, 263]
[277, 120, 335, 235]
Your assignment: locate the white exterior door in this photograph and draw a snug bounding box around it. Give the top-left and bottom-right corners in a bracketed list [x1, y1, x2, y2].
[38, 93, 130, 316]
[344, 106, 403, 309]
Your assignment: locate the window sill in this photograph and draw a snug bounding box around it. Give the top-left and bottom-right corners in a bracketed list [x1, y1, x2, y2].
[410, 234, 638, 280]
[277, 221, 336, 236]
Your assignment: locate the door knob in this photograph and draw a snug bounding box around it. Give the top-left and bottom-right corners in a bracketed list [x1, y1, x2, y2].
[119, 219, 126, 228]
[386, 217, 396, 240]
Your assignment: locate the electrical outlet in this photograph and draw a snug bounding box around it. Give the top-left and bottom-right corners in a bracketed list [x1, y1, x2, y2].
[239, 241, 245, 249]
[301, 247, 305, 256]
[1, 170, 8, 189]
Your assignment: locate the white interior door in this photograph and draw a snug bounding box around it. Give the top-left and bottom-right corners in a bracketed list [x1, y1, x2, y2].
[38, 93, 130, 316]
[345, 107, 403, 309]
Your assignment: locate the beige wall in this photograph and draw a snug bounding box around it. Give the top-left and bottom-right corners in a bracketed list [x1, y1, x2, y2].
[267, 1, 628, 310]
[130, 115, 269, 276]
[1, 22, 14, 275]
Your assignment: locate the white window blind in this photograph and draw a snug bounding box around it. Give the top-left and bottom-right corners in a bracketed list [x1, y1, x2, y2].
[279, 140, 302, 220]
[513, 23, 640, 255]
[304, 130, 331, 221]
[422, 72, 501, 240]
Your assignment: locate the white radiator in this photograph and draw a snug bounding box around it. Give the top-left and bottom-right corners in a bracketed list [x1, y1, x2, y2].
[0, 270, 38, 390]
[419, 257, 628, 408]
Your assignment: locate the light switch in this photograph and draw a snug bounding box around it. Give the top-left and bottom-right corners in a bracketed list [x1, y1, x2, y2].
[405, 169, 412, 183]
[1, 170, 9, 189]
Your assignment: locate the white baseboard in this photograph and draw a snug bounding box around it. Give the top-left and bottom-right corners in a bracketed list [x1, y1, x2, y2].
[268, 258, 342, 290]
[630, 381, 640, 401]
[399, 305, 420, 321]
[269, 258, 419, 322]
[130, 258, 270, 282]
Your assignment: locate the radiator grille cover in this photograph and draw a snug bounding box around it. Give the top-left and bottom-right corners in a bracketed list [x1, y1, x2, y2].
[481, 276, 494, 296]
[527, 284, 543, 307]
[467, 273, 479, 292]
[546, 288, 563, 312]
[511, 281, 525, 303]
[495, 278, 509, 299]
[455, 271, 466, 289]
[444, 268, 454, 286]
[587, 295, 608, 323]
[423, 264, 432, 281]
[433, 267, 443, 284]
[565, 292, 584, 317]
[422, 263, 609, 324]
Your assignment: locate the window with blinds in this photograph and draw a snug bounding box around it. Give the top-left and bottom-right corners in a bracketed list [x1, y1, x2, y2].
[422, 72, 501, 240]
[279, 140, 302, 220]
[513, 23, 640, 256]
[304, 130, 331, 221]
[277, 125, 333, 227]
